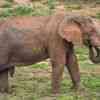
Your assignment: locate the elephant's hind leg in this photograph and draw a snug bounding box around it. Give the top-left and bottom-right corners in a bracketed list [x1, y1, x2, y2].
[0, 69, 9, 93]
[0, 44, 15, 93]
[0, 64, 15, 93]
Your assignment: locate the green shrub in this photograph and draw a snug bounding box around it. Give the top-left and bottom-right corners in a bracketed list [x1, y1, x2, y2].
[0, 8, 13, 17]
[0, 4, 52, 18]
[0, 5, 33, 17]
[65, 4, 82, 10]
[96, 12, 100, 19]
[5, 0, 13, 3]
[0, 6, 33, 17]
[47, 0, 57, 9]
[13, 5, 33, 16]
[2, 3, 12, 8]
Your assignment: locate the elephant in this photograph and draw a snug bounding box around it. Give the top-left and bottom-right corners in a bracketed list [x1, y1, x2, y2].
[0, 13, 100, 94]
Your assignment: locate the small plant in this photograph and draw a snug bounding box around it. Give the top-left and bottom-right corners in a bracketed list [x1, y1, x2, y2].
[96, 12, 100, 19]
[0, 1, 12, 8]
[0, 5, 34, 17]
[0, 8, 13, 17]
[0, 4, 52, 18]
[47, 0, 57, 9]
[13, 5, 34, 16]
[5, 0, 13, 2]
[65, 4, 82, 10]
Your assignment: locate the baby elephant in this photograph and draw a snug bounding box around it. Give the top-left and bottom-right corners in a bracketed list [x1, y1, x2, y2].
[0, 14, 100, 93]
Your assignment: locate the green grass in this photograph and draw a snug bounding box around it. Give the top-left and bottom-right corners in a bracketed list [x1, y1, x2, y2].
[65, 4, 82, 10]
[27, 47, 100, 100]
[47, 0, 58, 9]
[5, 0, 13, 2]
[0, 6, 34, 17]
[0, 4, 51, 18]
[0, 1, 12, 8]
[7, 66, 100, 100]
[16, 47, 99, 100]
[96, 12, 100, 19]
[32, 62, 49, 69]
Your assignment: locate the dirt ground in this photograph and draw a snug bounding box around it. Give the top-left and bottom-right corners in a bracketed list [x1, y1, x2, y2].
[0, 63, 99, 100]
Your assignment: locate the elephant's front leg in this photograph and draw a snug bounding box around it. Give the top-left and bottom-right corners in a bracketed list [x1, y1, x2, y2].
[66, 43, 80, 89]
[49, 47, 66, 94]
[51, 61, 64, 94]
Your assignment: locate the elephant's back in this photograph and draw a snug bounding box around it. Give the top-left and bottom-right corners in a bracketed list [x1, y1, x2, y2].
[0, 16, 50, 30]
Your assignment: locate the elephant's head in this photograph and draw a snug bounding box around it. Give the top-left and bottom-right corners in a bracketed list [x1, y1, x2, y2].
[58, 14, 100, 63]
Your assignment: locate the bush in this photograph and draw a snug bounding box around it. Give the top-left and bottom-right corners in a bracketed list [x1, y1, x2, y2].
[5, 0, 13, 3]
[47, 0, 58, 9]
[96, 13, 100, 19]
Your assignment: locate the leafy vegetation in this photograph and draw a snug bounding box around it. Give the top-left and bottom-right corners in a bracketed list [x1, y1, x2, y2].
[0, 5, 51, 18]
[96, 12, 100, 19]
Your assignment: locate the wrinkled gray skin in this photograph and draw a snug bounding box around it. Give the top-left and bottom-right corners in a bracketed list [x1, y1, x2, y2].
[0, 14, 100, 93]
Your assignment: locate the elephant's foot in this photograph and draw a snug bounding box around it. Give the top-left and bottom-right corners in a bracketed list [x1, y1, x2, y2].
[52, 89, 60, 97]
[51, 92, 60, 97]
[52, 89, 60, 94]
[71, 83, 80, 89]
[71, 83, 85, 92]
[0, 70, 9, 93]
[52, 84, 61, 95]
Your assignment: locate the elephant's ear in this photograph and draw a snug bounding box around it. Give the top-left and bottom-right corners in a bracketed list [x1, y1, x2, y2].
[59, 23, 83, 45]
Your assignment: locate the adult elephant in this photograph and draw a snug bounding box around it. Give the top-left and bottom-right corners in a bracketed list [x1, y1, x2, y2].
[0, 14, 100, 94]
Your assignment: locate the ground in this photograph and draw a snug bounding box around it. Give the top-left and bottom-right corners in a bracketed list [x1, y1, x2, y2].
[0, 0, 100, 100]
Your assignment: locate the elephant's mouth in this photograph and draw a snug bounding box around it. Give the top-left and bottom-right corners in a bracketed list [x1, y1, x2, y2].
[89, 45, 100, 63]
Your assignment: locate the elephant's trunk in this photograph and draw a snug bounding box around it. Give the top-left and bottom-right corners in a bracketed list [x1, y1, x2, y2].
[89, 46, 100, 63]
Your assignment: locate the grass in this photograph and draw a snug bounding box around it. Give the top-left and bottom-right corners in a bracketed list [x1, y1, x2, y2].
[31, 47, 100, 100]
[5, 0, 13, 2]
[96, 12, 100, 19]
[65, 4, 82, 10]
[5, 47, 99, 100]
[0, 4, 51, 18]
[0, 6, 34, 17]
[47, 0, 58, 9]
[6, 63, 100, 100]
[32, 62, 49, 69]
[0, 1, 12, 8]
